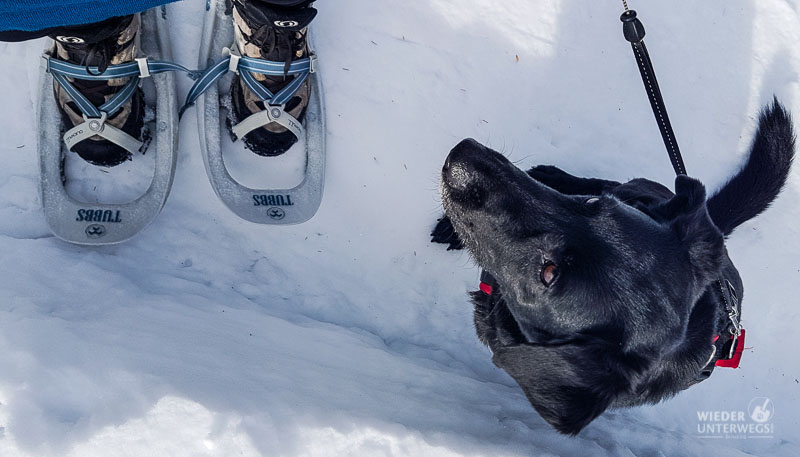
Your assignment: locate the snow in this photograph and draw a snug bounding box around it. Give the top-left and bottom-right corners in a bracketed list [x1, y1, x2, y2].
[1, 0, 799, 456]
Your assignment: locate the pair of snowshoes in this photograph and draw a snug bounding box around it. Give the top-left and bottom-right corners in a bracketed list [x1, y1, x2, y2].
[38, 0, 325, 245]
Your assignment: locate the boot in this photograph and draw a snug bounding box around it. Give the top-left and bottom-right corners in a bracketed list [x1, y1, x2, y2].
[49, 15, 145, 167]
[228, 0, 317, 156]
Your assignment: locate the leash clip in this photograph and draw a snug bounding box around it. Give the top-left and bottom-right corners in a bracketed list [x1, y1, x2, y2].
[724, 279, 742, 336]
[728, 308, 742, 337]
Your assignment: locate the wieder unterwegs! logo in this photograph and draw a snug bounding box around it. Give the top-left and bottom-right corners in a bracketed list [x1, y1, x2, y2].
[696, 397, 775, 439]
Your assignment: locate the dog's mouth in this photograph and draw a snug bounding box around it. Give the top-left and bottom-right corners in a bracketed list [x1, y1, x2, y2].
[442, 139, 518, 215]
[440, 139, 565, 280]
[440, 138, 554, 242]
[441, 139, 504, 254]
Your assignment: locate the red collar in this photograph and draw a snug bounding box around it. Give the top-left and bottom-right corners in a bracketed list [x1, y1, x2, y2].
[713, 330, 746, 368]
[478, 277, 745, 369]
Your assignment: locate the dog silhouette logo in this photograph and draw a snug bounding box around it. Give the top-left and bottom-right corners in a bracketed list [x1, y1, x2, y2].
[748, 397, 773, 423]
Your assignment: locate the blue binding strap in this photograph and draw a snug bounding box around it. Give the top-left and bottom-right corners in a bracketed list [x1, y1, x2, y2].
[181, 57, 231, 116]
[47, 57, 202, 81]
[47, 48, 315, 139]
[180, 53, 314, 117]
[47, 55, 202, 121]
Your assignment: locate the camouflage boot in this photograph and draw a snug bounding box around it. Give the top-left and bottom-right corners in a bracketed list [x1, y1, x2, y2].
[228, 0, 317, 156]
[49, 14, 145, 167]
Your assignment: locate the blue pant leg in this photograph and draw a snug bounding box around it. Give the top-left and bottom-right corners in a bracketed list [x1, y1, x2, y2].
[0, 0, 180, 32]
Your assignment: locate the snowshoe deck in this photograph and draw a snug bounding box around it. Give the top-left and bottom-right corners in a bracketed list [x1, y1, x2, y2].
[38, 8, 178, 245]
[196, 0, 326, 225]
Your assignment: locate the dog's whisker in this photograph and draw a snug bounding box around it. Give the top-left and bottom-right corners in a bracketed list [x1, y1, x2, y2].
[512, 154, 534, 165]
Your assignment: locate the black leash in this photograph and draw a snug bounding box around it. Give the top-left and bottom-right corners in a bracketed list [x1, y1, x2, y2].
[617, 4, 744, 376]
[619, 8, 687, 176]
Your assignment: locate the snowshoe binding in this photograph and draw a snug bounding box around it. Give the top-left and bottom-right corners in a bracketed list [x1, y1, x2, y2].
[38, 8, 179, 244]
[193, 0, 325, 224]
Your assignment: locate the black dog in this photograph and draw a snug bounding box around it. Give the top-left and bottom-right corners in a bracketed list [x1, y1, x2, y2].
[432, 100, 794, 434]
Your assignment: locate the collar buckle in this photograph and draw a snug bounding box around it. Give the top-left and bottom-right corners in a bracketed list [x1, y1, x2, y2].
[715, 328, 746, 368]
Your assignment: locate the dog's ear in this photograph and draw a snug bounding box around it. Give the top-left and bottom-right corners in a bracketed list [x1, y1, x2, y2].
[492, 343, 625, 435]
[663, 175, 725, 277]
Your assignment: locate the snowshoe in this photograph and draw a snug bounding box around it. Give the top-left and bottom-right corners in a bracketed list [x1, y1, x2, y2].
[38, 7, 179, 244]
[193, 0, 325, 224]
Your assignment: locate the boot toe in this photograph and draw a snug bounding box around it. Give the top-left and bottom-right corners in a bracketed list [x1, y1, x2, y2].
[229, 77, 307, 157]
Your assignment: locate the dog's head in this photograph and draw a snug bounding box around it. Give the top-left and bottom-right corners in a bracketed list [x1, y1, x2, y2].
[441, 139, 726, 434]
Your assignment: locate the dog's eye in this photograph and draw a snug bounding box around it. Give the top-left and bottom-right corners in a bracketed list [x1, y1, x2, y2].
[540, 262, 558, 287]
[585, 197, 600, 204]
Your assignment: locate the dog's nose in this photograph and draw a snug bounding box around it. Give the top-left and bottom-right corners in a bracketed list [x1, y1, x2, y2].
[443, 138, 484, 189]
[449, 138, 484, 162]
[444, 160, 473, 190]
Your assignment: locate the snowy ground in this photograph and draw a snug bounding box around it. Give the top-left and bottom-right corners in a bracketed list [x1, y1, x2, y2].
[1, 0, 800, 456]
